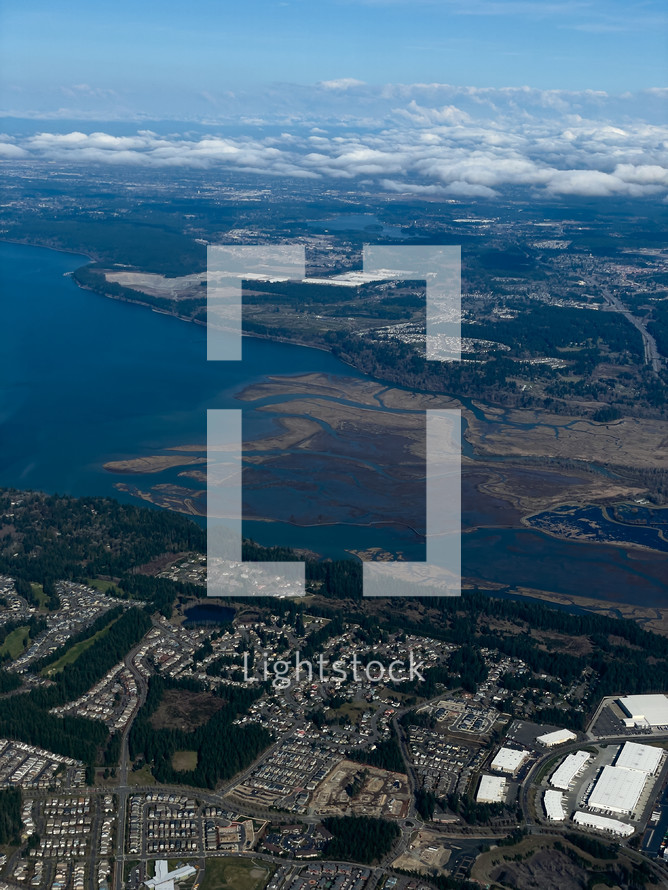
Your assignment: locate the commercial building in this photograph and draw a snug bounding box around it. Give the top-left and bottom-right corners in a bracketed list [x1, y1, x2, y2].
[618, 694, 668, 729]
[490, 747, 530, 775]
[543, 790, 565, 822]
[550, 751, 591, 791]
[573, 811, 634, 838]
[615, 741, 663, 775]
[144, 861, 196, 890]
[537, 729, 577, 747]
[476, 774, 507, 804]
[587, 765, 647, 817]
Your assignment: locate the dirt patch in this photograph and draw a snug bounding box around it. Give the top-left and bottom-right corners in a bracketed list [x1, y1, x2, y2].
[471, 835, 636, 890]
[490, 848, 587, 890]
[132, 551, 191, 576]
[532, 629, 594, 657]
[149, 689, 224, 731]
[104, 270, 205, 299]
[392, 828, 452, 875]
[309, 759, 410, 819]
[172, 749, 198, 772]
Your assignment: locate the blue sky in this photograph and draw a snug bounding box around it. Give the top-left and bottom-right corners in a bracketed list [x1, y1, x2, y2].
[1, 0, 666, 199]
[1, 0, 666, 119]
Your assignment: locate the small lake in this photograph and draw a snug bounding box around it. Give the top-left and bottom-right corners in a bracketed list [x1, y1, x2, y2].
[183, 603, 235, 626]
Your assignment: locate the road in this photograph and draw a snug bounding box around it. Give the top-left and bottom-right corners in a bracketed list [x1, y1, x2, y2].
[93, 635, 668, 890]
[112, 636, 152, 890]
[598, 280, 664, 375]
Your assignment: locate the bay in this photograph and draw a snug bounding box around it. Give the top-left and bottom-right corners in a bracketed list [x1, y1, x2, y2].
[1, 241, 667, 606]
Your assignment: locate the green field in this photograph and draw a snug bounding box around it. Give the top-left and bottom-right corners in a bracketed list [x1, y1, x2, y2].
[128, 764, 156, 786]
[331, 702, 369, 725]
[87, 578, 119, 593]
[40, 617, 120, 677]
[200, 858, 274, 890]
[172, 750, 198, 772]
[0, 626, 32, 659]
[30, 583, 48, 611]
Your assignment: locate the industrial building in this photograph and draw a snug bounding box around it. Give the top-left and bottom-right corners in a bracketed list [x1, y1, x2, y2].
[587, 765, 647, 817]
[550, 751, 591, 791]
[573, 811, 634, 838]
[543, 790, 565, 822]
[476, 774, 507, 804]
[490, 747, 530, 775]
[618, 694, 668, 729]
[615, 741, 663, 775]
[537, 728, 577, 747]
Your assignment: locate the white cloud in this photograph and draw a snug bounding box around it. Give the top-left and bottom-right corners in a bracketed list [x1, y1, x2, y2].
[0, 142, 28, 159]
[4, 84, 667, 200]
[318, 78, 367, 91]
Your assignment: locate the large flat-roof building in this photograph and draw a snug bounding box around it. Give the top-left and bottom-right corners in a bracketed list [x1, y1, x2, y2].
[550, 751, 591, 791]
[615, 741, 663, 775]
[144, 861, 196, 890]
[618, 694, 668, 729]
[537, 729, 577, 748]
[476, 774, 507, 804]
[573, 811, 634, 838]
[587, 765, 647, 817]
[490, 747, 530, 775]
[543, 790, 565, 822]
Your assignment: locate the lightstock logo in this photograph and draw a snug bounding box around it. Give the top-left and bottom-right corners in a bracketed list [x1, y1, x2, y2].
[206, 244, 462, 598]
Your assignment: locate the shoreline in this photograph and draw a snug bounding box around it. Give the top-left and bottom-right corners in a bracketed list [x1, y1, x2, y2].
[0, 237, 96, 264]
[3, 238, 667, 615]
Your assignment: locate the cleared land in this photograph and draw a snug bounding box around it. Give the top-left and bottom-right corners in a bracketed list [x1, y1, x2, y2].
[128, 765, 156, 786]
[309, 760, 410, 819]
[171, 750, 198, 772]
[104, 270, 205, 299]
[200, 857, 273, 890]
[392, 828, 452, 875]
[470, 835, 646, 890]
[149, 689, 224, 731]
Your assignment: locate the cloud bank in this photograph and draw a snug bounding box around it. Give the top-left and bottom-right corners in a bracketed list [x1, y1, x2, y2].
[2, 84, 667, 199]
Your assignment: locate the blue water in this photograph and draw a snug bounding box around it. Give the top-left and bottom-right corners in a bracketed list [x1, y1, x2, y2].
[528, 504, 668, 552]
[0, 241, 363, 500]
[183, 604, 235, 626]
[306, 214, 410, 239]
[1, 241, 667, 605]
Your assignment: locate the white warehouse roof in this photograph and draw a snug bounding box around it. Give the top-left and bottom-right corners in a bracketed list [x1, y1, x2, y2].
[490, 747, 529, 774]
[543, 790, 565, 821]
[588, 765, 647, 816]
[476, 774, 507, 804]
[615, 741, 663, 775]
[618, 694, 668, 727]
[145, 861, 196, 890]
[573, 811, 634, 837]
[550, 751, 592, 790]
[537, 728, 577, 747]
